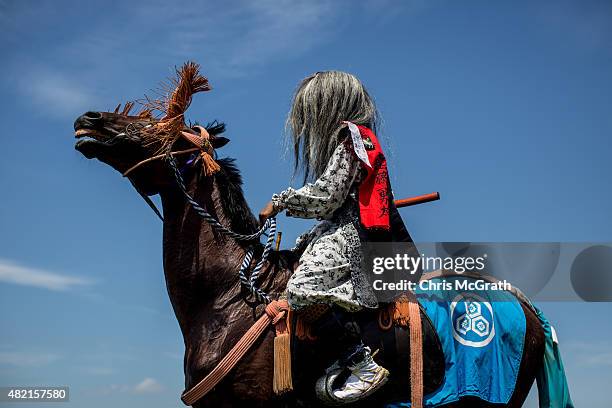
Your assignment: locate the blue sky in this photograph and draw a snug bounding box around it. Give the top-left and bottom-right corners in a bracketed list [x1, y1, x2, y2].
[1, 0, 611, 407]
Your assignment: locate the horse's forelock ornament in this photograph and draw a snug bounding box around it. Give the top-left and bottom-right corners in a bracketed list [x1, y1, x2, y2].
[121, 62, 221, 178]
[142, 61, 212, 154]
[163, 63, 220, 176]
[180, 125, 221, 176]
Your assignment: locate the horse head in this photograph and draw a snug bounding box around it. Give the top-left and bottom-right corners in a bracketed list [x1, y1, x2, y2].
[73, 61, 229, 195]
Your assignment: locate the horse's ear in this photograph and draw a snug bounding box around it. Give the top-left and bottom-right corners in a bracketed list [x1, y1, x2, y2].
[212, 137, 230, 149]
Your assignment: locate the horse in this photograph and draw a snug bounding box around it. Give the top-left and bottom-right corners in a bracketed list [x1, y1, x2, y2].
[72, 62, 545, 407]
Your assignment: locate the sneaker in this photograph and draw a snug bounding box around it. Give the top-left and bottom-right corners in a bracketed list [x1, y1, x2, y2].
[332, 347, 389, 402]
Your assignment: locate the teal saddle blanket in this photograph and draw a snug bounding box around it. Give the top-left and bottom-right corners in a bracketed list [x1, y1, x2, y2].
[389, 277, 526, 407]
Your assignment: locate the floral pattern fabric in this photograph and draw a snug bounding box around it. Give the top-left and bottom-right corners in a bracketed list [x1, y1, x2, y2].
[272, 141, 378, 311]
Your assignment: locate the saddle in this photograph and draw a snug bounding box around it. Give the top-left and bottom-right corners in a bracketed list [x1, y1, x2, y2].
[290, 295, 445, 406]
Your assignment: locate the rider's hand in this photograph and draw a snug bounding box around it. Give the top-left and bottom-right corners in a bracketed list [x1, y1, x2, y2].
[259, 201, 277, 226]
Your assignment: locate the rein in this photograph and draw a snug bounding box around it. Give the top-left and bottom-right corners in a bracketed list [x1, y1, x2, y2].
[123, 149, 201, 222]
[167, 154, 292, 405]
[166, 154, 276, 303]
[122, 126, 277, 304]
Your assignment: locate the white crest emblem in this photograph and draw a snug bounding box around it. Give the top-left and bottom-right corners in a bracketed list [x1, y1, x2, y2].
[450, 293, 496, 348]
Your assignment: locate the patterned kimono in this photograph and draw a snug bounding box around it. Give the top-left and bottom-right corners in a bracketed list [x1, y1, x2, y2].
[272, 139, 378, 312]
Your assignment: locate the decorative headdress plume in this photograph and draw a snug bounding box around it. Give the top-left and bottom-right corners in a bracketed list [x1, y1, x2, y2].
[139, 62, 212, 154]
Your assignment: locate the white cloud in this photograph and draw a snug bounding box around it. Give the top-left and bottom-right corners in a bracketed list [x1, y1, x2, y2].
[137, 0, 339, 72]
[223, 0, 338, 70]
[0, 351, 61, 367]
[98, 378, 165, 395]
[84, 366, 116, 376]
[132, 377, 165, 394]
[17, 70, 95, 119]
[0, 258, 94, 291]
[564, 341, 612, 367]
[5, 0, 343, 118]
[5, 0, 427, 117]
[583, 352, 612, 367]
[162, 351, 182, 360]
[538, 1, 612, 52]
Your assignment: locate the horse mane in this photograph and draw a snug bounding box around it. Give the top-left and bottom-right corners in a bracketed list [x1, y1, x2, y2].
[215, 158, 259, 235]
[203, 121, 259, 236]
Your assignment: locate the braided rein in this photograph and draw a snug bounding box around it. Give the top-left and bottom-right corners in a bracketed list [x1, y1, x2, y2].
[166, 154, 276, 304]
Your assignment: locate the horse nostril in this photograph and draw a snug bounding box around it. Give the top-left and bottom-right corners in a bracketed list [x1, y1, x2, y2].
[83, 111, 102, 121]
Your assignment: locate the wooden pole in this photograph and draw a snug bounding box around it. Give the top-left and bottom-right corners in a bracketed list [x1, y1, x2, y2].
[275, 232, 283, 251]
[394, 192, 440, 208]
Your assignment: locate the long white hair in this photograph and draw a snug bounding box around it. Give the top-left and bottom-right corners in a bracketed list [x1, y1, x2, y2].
[286, 71, 379, 182]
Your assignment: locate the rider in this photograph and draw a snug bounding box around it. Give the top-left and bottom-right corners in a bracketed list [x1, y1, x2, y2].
[259, 71, 413, 403]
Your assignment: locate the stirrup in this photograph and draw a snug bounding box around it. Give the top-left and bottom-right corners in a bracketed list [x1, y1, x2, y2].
[315, 361, 347, 406]
[314, 351, 389, 406]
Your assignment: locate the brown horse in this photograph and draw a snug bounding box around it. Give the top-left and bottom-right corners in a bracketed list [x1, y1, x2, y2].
[72, 63, 545, 407]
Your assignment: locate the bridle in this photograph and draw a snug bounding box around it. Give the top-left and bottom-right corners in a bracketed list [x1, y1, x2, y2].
[120, 123, 278, 304]
[120, 124, 214, 221]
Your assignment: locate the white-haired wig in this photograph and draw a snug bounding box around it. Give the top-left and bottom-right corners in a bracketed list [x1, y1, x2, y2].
[287, 71, 379, 182]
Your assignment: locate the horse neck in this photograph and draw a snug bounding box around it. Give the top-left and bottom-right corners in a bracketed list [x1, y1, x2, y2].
[159, 174, 246, 338]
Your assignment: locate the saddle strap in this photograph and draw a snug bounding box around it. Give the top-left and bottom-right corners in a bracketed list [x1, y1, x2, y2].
[379, 292, 424, 407]
[181, 300, 289, 406]
[407, 292, 424, 408]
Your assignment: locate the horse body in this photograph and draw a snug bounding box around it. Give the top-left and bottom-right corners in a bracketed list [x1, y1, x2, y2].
[71, 62, 544, 407]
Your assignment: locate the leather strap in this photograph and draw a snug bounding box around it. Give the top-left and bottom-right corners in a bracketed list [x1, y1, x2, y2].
[406, 291, 423, 408]
[181, 300, 289, 405]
